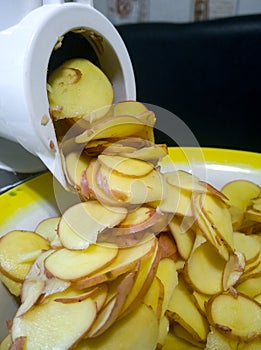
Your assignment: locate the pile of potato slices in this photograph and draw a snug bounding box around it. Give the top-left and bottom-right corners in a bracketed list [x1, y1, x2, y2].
[0, 58, 260, 350]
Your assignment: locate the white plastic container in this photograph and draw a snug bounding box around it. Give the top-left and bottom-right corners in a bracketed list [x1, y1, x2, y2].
[0, 0, 135, 187]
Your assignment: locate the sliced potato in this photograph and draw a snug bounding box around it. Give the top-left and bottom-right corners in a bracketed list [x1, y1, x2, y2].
[48, 58, 113, 120]
[221, 180, 260, 211]
[142, 276, 164, 320]
[74, 236, 157, 289]
[206, 290, 261, 341]
[78, 304, 159, 350]
[184, 241, 226, 295]
[65, 151, 90, 188]
[233, 231, 260, 264]
[0, 230, 49, 282]
[44, 244, 119, 281]
[169, 217, 195, 260]
[57, 200, 127, 249]
[167, 276, 209, 342]
[12, 292, 97, 350]
[35, 216, 62, 248]
[98, 154, 154, 178]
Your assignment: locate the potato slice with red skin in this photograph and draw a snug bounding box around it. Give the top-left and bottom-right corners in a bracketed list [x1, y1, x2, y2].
[97, 163, 165, 205]
[205, 290, 261, 342]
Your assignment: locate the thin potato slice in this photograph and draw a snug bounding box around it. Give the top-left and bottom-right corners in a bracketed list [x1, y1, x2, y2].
[162, 331, 202, 349]
[12, 293, 97, 350]
[184, 241, 226, 295]
[201, 193, 234, 252]
[142, 276, 164, 320]
[0, 230, 49, 282]
[192, 194, 230, 260]
[74, 236, 157, 289]
[233, 231, 260, 264]
[205, 327, 238, 350]
[65, 152, 90, 188]
[206, 291, 261, 341]
[167, 276, 209, 342]
[97, 163, 165, 205]
[48, 58, 113, 120]
[221, 180, 261, 211]
[58, 200, 127, 249]
[35, 216, 62, 248]
[222, 251, 245, 290]
[98, 154, 154, 178]
[168, 217, 195, 260]
[44, 244, 118, 281]
[77, 303, 159, 350]
[236, 275, 261, 298]
[156, 258, 178, 318]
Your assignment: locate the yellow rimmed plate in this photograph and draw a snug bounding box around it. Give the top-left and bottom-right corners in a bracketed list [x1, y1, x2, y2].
[0, 147, 260, 339]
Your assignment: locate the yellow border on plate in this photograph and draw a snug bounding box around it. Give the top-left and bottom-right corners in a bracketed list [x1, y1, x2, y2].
[0, 147, 260, 225]
[0, 172, 54, 224]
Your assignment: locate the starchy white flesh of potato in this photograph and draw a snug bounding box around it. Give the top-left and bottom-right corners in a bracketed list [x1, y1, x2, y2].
[236, 275, 261, 298]
[192, 194, 230, 261]
[0, 230, 49, 282]
[48, 58, 114, 120]
[76, 303, 159, 350]
[12, 292, 97, 350]
[201, 193, 234, 252]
